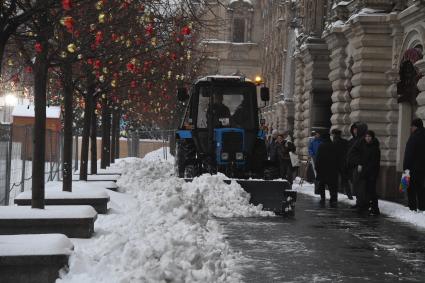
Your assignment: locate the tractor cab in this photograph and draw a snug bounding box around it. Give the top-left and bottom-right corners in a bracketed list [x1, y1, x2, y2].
[177, 75, 269, 177]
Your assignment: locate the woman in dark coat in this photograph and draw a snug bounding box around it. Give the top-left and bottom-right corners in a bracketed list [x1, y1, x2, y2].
[315, 132, 339, 207]
[358, 130, 381, 215]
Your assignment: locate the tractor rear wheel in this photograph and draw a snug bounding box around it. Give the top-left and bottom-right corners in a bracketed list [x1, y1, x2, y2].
[175, 139, 196, 178]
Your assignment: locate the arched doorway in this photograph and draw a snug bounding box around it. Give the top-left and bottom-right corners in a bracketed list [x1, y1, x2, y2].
[396, 45, 423, 171]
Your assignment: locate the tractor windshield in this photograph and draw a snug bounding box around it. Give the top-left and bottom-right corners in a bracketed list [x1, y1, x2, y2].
[196, 84, 256, 129]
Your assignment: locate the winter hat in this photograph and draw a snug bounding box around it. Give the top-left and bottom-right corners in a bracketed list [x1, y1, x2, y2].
[272, 129, 278, 137]
[411, 118, 424, 128]
[365, 130, 375, 138]
[330, 129, 342, 136]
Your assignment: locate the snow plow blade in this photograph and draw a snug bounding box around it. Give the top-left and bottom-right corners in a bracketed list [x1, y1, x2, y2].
[184, 179, 296, 216]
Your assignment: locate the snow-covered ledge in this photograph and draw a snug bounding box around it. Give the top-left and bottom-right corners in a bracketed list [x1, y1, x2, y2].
[0, 205, 97, 238]
[0, 234, 73, 283]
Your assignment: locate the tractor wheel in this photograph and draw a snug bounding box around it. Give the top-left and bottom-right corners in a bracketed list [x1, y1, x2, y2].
[175, 139, 196, 178]
[281, 196, 295, 217]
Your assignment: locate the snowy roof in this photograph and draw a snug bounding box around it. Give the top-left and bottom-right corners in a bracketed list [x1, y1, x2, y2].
[12, 104, 61, 119]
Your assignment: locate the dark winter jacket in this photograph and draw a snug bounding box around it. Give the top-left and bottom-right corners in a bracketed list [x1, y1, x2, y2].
[359, 137, 381, 179]
[268, 138, 278, 162]
[346, 122, 368, 169]
[315, 136, 339, 187]
[403, 127, 425, 173]
[276, 140, 296, 161]
[333, 136, 348, 170]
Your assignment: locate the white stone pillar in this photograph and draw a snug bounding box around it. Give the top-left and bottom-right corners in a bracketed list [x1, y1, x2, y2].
[324, 29, 351, 135]
[415, 59, 425, 121]
[346, 15, 395, 163]
[293, 52, 305, 158]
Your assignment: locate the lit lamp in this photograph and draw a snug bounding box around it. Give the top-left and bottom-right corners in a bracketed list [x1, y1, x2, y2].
[254, 75, 263, 86]
[5, 93, 18, 106]
[3, 92, 18, 123]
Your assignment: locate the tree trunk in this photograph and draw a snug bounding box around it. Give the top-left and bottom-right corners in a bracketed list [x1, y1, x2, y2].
[79, 78, 94, 181]
[61, 60, 73, 192]
[0, 38, 8, 75]
[101, 96, 111, 169]
[31, 9, 50, 209]
[110, 107, 117, 164]
[115, 108, 121, 159]
[90, 98, 97, 174]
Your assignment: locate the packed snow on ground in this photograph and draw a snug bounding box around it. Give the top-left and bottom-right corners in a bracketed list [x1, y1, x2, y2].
[293, 177, 425, 229]
[59, 148, 272, 283]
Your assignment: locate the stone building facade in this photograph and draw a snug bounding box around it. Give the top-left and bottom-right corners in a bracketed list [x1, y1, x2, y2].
[199, 0, 263, 80]
[198, 0, 425, 199]
[262, 0, 425, 199]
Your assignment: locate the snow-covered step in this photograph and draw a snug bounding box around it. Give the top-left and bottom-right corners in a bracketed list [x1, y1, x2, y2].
[14, 184, 110, 214]
[0, 234, 73, 283]
[0, 206, 97, 238]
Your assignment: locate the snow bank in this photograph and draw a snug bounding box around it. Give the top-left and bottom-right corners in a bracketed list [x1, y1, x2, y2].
[60, 152, 273, 282]
[293, 177, 425, 229]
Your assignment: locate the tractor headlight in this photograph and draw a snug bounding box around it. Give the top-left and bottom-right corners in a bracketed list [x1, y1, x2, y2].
[221, 152, 229, 161]
[235, 152, 244, 160]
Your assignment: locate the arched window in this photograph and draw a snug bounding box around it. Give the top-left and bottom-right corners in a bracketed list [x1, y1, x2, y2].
[397, 45, 423, 105]
[228, 0, 254, 43]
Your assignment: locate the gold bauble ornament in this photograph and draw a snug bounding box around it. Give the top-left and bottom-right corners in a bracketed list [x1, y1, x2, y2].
[95, 1, 103, 10]
[67, 43, 76, 53]
[98, 13, 105, 23]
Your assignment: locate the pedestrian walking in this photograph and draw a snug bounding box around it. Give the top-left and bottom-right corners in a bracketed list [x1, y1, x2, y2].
[267, 129, 279, 163]
[403, 118, 425, 211]
[315, 132, 339, 207]
[308, 130, 323, 194]
[346, 121, 368, 208]
[358, 130, 381, 215]
[276, 133, 296, 184]
[331, 129, 352, 199]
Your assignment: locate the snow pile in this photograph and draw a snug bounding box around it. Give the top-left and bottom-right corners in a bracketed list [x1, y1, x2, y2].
[60, 152, 273, 282]
[293, 177, 425, 229]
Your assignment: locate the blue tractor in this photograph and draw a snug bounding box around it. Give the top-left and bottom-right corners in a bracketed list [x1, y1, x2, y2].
[175, 75, 296, 215]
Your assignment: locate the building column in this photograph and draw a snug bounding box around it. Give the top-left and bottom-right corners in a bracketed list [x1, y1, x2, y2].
[415, 59, 425, 121]
[346, 15, 398, 198]
[324, 29, 351, 135]
[293, 52, 305, 158]
[300, 39, 332, 157]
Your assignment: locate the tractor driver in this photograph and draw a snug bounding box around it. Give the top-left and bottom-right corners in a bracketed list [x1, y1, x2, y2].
[209, 94, 230, 127]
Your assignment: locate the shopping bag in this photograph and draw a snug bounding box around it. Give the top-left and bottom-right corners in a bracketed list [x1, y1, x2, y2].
[306, 161, 316, 183]
[399, 170, 410, 193]
[289, 151, 299, 167]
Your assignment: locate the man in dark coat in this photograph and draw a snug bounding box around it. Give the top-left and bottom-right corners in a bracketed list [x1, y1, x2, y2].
[315, 132, 339, 207]
[403, 118, 425, 211]
[275, 133, 296, 184]
[346, 122, 368, 208]
[358, 130, 381, 215]
[331, 129, 351, 199]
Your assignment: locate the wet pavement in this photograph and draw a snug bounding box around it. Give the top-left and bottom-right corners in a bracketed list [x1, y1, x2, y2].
[219, 194, 425, 282]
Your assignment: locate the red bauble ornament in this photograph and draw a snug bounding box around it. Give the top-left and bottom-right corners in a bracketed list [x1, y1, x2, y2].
[63, 16, 74, 33]
[34, 42, 43, 53]
[181, 26, 191, 36]
[131, 81, 137, 88]
[25, 66, 33, 73]
[62, 0, 72, 10]
[95, 31, 103, 45]
[145, 24, 154, 36]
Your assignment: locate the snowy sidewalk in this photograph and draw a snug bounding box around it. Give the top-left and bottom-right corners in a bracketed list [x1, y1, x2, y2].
[293, 178, 425, 230]
[57, 149, 272, 282]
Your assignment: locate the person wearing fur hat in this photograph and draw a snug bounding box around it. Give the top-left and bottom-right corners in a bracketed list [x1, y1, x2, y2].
[403, 118, 425, 211]
[358, 130, 381, 215]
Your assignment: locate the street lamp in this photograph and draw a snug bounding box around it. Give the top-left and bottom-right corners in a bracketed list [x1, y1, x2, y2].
[3, 92, 18, 122]
[5, 93, 18, 106]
